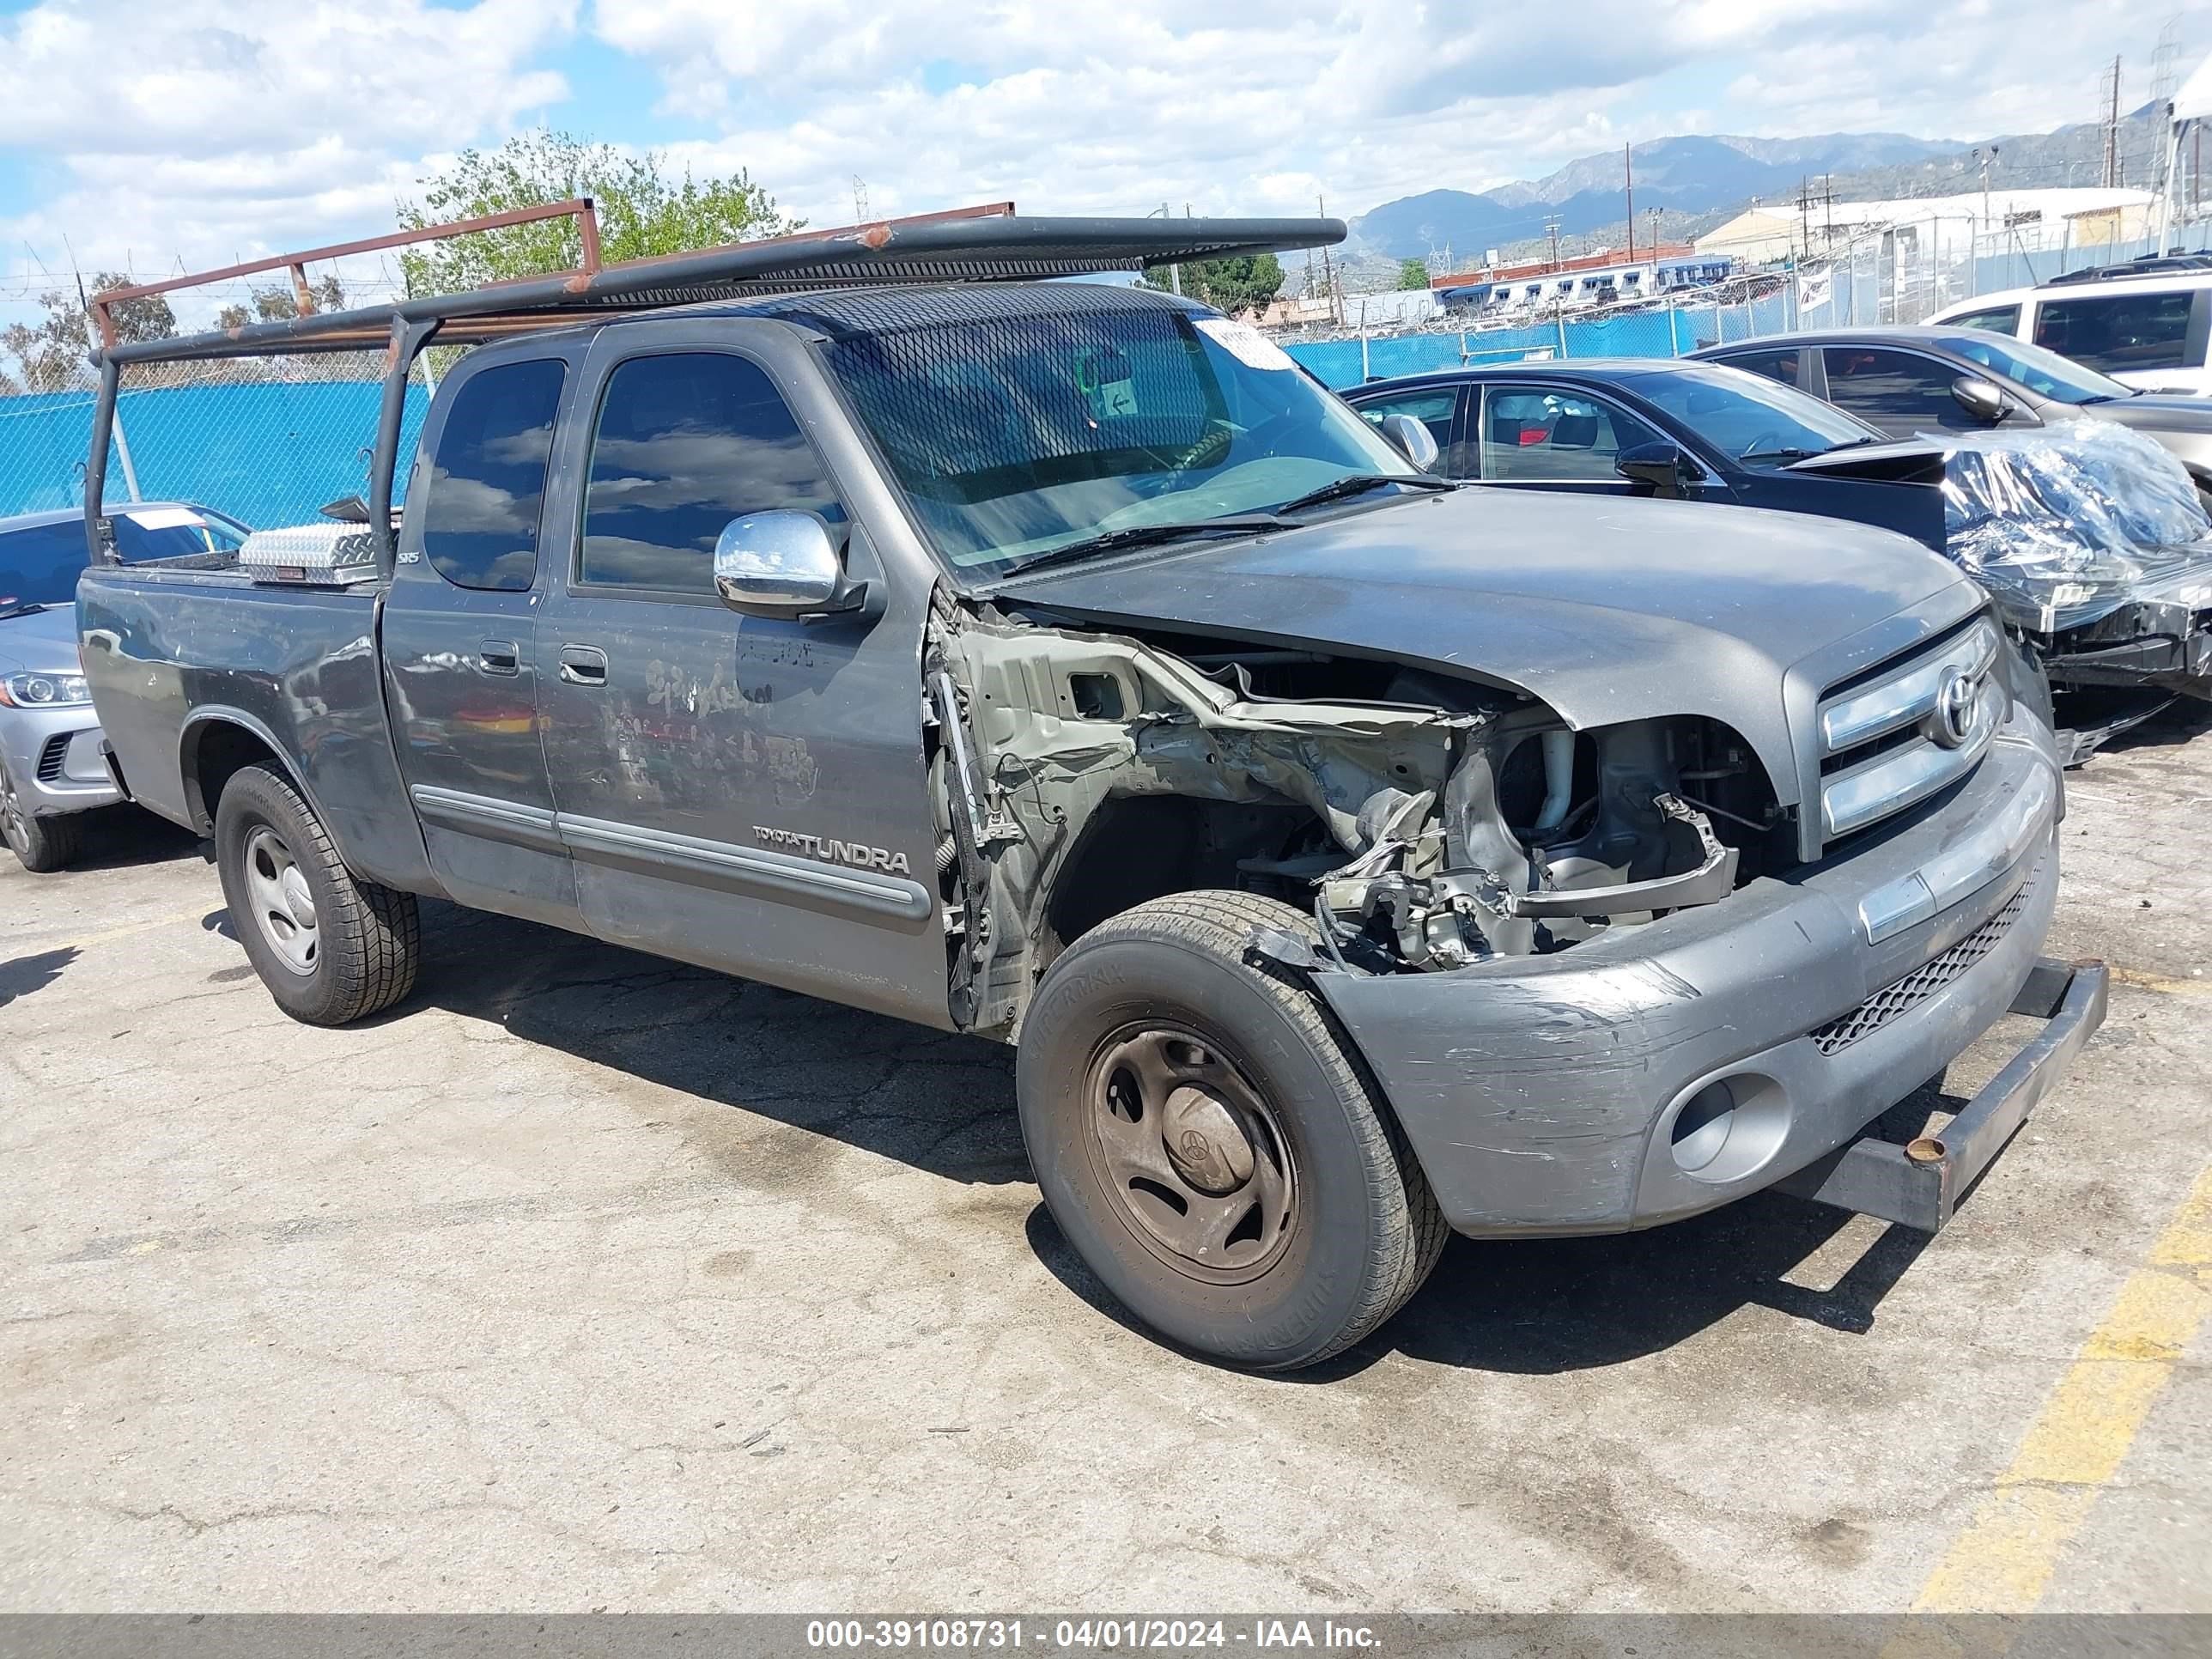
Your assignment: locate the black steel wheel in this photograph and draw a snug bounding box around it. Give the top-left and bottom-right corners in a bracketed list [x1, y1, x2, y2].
[1018, 890, 1446, 1370]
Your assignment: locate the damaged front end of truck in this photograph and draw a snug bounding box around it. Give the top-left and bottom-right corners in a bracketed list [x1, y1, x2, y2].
[922, 598, 1784, 1037]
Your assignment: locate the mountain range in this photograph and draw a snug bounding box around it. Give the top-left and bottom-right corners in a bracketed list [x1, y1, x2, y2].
[1346, 117, 2172, 265]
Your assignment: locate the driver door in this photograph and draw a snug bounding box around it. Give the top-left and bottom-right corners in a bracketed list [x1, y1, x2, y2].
[532, 320, 946, 1023]
[1471, 383, 1692, 498]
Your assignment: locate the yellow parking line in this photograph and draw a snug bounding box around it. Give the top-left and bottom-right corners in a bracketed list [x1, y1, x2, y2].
[1909, 1160, 2212, 1614]
[44, 906, 211, 954]
[2108, 966, 2212, 998]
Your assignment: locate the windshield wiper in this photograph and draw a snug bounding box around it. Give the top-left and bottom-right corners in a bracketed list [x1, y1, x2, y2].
[1273, 473, 1455, 516]
[1744, 437, 1885, 462]
[0, 600, 46, 621]
[1006, 514, 1291, 577]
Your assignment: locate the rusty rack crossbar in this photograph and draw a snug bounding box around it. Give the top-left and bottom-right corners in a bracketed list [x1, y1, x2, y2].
[81, 203, 1345, 571]
[86, 198, 607, 352]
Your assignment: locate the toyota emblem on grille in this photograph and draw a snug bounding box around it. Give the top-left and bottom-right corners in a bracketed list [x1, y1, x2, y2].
[1930, 671, 1978, 749]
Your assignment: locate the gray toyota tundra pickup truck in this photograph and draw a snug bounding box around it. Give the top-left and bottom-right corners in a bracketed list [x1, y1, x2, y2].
[75, 212, 2106, 1369]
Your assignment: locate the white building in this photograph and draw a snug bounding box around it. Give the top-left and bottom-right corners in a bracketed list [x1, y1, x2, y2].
[1697, 187, 2157, 265]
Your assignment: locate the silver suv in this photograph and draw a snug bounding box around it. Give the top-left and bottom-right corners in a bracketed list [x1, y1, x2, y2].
[0, 502, 246, 870]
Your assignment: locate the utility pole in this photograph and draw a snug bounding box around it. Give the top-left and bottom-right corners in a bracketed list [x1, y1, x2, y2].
[2101, 58, 2123, 188]
[851, 176, 869, 223]
[1545, 215, 1563, 272]
[1625, 143, 1635, 264]
[1316, 193, 1338, 325]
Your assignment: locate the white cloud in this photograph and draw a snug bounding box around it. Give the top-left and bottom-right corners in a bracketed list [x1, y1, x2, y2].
[0, 0, 2203, 325]
[601, 0, 2206, 235]
[0, 0, 577, 310]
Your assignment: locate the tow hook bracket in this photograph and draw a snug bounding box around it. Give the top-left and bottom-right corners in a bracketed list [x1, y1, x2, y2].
[1775, 958, 2110, 1233]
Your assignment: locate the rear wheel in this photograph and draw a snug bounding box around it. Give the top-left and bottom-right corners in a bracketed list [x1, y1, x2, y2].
[1017, 890, 1446, 1370]
[214, 763, 419, 1025]
[0, 762, 81, 873]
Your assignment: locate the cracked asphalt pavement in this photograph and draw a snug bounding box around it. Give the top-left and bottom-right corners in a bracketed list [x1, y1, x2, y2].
[2, 706, 2208, 1612]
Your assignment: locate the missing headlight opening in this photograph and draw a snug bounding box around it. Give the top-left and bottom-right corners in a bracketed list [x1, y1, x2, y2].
[926, 601, 1788, 1030]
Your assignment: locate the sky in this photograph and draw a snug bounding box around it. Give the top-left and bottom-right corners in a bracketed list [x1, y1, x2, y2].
[0, 0, 2203, 319]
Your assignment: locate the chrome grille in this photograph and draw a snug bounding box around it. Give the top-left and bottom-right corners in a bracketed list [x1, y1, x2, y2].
[1816, 617, 2003, 843]
[1810, 882, 2032, 1056]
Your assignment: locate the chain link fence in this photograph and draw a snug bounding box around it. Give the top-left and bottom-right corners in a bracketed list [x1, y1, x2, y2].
[0, 351, 438, 529]
[7, 216, 2212, 522]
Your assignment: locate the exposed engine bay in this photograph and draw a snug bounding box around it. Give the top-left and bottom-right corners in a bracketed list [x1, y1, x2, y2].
[925, 599, 1791, 1031]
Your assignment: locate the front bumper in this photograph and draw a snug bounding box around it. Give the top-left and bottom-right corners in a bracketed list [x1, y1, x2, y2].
[1316, 719, 2078, 1237]
[1, 704, 122, 816]
[2044, 594, 2212, 701]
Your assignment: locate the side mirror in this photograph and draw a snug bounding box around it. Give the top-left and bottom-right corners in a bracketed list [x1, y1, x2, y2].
[1950, 376, 2008, 424]
[1615, 440, 1698, 499]
[1376, 412, 1442, 471]
[712, 511, 867, 620]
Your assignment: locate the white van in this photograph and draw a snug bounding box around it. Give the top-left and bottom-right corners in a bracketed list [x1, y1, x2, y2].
[1928, 264, 2212, 396]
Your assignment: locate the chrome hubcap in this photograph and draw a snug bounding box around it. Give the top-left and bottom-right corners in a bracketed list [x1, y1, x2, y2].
[243, 825, 319, 975]
[1088, 1025, 1296, 1279]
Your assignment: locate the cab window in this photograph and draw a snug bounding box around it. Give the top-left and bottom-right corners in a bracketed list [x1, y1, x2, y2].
[419, 358, 567, 592]
[1945, 304, 2021, 335]
[580, 352, 844, 594]
[1353, 388, 1464, 475]
[1477, 386, 1661, 481]
[2033, 290, 2196, 375]
[1820, 348, 1981, 434]
[1711, 347, 1802, 388]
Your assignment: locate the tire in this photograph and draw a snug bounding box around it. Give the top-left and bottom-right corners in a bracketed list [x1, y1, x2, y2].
[214, 763, 419, 1025]
[0, 762, 82, 873]
[1017, 890, 1447, 1370]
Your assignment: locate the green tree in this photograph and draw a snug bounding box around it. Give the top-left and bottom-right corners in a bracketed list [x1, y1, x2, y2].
[1398, 258, 1431, 290]
[2, 274, 172, 392]
[1139, 252, 1285, 314]
[216, 275, 346, 332]
[397, 131, 801, 295]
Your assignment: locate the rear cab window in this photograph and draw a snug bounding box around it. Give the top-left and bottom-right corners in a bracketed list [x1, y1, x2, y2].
[419, 358, 568, 592]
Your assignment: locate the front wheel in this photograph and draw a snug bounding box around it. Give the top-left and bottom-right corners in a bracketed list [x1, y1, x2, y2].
[1016, 890, 1446, 1370]
[0, 762, 82, 872]
[214, 763, 419, 1025]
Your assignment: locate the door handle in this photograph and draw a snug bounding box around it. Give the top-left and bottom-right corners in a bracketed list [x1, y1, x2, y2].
[559, 644, 609, 686]
[479, 639, 520, 676]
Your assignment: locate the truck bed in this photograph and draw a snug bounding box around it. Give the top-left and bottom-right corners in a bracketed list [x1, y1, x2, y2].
[76, 562, 436, 895]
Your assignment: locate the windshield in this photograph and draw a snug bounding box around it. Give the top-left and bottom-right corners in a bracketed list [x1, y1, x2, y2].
[1941, 332, 2134, 404]
[1627, 364, 1883, 462]
[816, 288, 1416, 573]
[0, 506, 246, 613]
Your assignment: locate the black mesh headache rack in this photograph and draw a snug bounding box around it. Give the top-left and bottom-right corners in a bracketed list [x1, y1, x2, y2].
[81, 198, 1346, 568]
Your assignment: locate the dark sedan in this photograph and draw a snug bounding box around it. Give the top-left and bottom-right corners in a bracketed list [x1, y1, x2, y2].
[1690, 326, 2212, 504]
[1340, 358, 1950, 551]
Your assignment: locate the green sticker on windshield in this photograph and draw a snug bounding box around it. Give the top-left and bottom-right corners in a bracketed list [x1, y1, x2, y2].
[1076, 346, 1139, 418]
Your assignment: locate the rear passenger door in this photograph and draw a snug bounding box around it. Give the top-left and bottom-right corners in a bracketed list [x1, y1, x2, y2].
[2031, 289, 2205, 381]
[383, 344, 583, 930]
[533, 321, 946, 1023]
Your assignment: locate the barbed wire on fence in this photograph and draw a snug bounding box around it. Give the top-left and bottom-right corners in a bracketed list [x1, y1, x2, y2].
[2, 216, 2206, 521]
